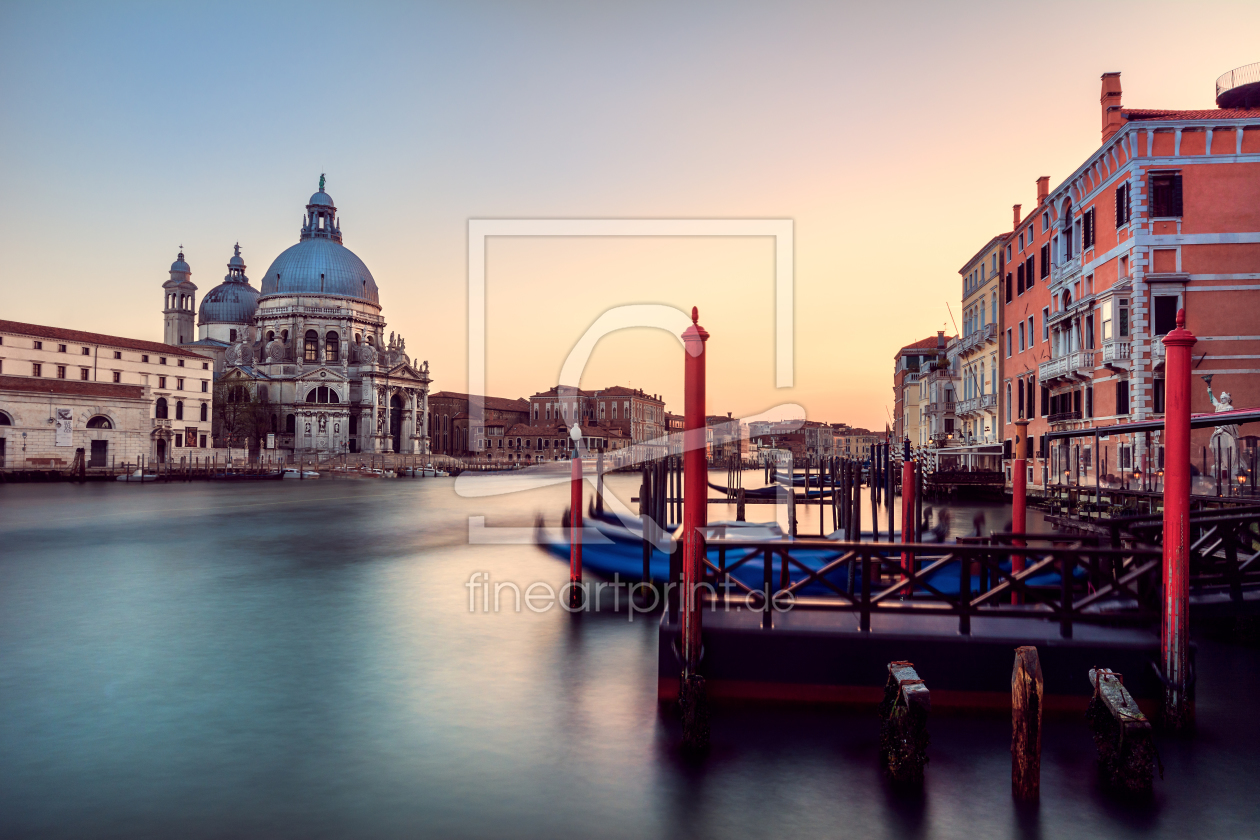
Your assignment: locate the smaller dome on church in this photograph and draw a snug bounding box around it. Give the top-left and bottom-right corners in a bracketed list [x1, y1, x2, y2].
[171, 251, 191, 273]
[198, 243, 259, 326]
[309, 190, 335, 207]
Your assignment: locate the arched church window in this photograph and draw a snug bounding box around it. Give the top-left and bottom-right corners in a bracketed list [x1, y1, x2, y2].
[304, 331, 318, 362]
[0, 411, 11, 425]
[286, 414, 296, 434]
[230, 329, 238, 342]
[281, 329, 288, 343]
[267, 331, 275, 342]
[326, 332, 339, 362]
[328, 389, 339, 404]
[175, 401, 184, 421]
[155, 398, 168, 419]
[366, 335, 374, 346]
[200, 403, 208, 422]
[86, 415, 112, 429]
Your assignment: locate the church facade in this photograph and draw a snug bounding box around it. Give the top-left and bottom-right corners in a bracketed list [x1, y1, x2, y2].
[171, 179, 431, 456]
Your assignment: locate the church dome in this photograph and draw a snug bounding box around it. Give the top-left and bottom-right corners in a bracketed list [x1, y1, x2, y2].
[198, 243, 259, 325]
[171, 253, 191, 273]
[257, 178, 380, 306]
[259, 238, 380, 304]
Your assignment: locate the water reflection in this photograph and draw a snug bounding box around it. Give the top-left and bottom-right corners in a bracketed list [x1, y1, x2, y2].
[0, 476, 1256, 839]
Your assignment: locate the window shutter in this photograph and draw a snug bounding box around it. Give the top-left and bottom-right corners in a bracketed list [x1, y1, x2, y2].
[1172, 173, 1183, 216]
[1026, 257, 1035, 286]
[1115, 184, 1122, 227]
[1016, 263, 1024, 294]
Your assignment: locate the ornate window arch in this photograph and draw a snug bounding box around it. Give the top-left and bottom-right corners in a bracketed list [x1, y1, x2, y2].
[155, 397, 168, 419]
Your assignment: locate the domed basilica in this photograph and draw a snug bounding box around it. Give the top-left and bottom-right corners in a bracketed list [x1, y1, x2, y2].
[165, 178, 431, 455]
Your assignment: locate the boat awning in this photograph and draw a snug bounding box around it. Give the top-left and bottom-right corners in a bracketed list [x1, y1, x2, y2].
[1044, 406, 1260, 442]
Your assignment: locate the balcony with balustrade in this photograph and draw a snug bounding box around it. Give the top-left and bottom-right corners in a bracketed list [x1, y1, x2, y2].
[1102, 340, 1131, 366]
[1038, 350, 1094, 384]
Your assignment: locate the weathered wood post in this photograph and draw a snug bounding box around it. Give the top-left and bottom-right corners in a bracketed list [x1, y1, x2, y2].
[1161, 309, 1196, 729]
[1011, 646, 1043, 801]
[736, 486, 746, 522]
[879, 661, 930, 785]
[1012, 418, 1029, 605]
[679, 306, 710, 750]
[569, 437, 583, 609]
[1087, 668, 1157, 794]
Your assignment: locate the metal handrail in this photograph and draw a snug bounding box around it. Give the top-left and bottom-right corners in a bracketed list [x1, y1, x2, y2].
[695, 534, 1166, 638]
[1218, 62, 1260, 98]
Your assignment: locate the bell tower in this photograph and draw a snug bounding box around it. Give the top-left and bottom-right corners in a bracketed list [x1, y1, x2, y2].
[163, 248, 197, 345]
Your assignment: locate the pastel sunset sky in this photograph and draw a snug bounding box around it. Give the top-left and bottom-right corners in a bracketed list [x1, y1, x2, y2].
[2, 1, 1257, 430]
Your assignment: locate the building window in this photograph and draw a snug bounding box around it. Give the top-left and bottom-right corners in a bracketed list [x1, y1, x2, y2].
[80, 368, 89, 380]
[81, 347, 90, 356]
[159, 357, 167, 365]
[326, 332, 339, 362]
[57, 365, 66, 379]
[1016, 262, 1025, 295]
[1150, 172, 1183, 218]
[1087, 385, 1094, 419]
[113, 371, 122, 383]
[1082, 208, 1095, 249]
[58, 344, 67, 353]
[1118, 299, 1129, 337]
[1114, 181, 1132, 227]
[175, 401, 184, 421]
[286, 414, 296, 434]
[114, 351, 122, 359]
[178, 359, 184, 367]
[304, 330, 318, 362]
[142, 355, 149, 363]
[158, 376, 166, 389]
[1040, 244, 1050, 278]
[1117, 379, 1130, 415]
[177, 378, 184, 390]
[1018, 322, 1025, 352]
[1041, 308, 1050, 342]
[200, 403, 208, 422]
[203, 362, 209, 370]
[1153, 378, 1166, 413]
[229, 329, 238, 342]
[1005, 273, 1012, 303]
[155, 397, 168, 419]
[32, 363, 42, 376]
[201, 380, 208, 392]
[1153, 296, 1179, 336]
[1085, 313, 1095, 349]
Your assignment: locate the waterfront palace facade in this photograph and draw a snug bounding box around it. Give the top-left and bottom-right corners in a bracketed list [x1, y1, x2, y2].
[175, 181, 431, 456]
[895, 66, 1260, 490]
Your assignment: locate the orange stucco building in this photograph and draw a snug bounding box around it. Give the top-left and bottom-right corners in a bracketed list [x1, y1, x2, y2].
[1001, 68, 1260, 490]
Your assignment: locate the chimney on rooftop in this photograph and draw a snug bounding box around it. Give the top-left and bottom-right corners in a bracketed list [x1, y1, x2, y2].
[1037, 176, 1049, 205]
[1101, 72, 1125, 143]
[937, 330, 945, 350]
[1013, 204, 1022, 230]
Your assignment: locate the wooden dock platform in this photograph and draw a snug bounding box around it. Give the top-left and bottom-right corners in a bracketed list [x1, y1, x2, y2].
[658, 607, 1179, 716]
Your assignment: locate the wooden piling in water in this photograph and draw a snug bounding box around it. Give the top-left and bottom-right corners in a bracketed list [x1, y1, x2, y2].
[1011, 646, 1043, 802]
[1087, 668, 1157, 795]
[879, 661, 930, 785]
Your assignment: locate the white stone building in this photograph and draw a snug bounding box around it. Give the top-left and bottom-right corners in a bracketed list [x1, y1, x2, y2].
[172, 179, 431, 455]
[0, 320, 215, 468]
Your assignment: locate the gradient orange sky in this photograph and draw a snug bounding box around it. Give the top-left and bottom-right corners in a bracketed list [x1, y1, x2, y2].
[2, 1, 1257, 430]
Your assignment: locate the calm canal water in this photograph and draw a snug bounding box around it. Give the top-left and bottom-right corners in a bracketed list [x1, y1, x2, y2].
[2, 474, 1258, 839]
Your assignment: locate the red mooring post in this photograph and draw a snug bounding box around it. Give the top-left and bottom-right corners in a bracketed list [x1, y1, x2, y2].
[679, 306, 710, 750]
[1012, 418, 1029, 605]
[1162, 309, 1196, 729]
[570, 443, 583, 609]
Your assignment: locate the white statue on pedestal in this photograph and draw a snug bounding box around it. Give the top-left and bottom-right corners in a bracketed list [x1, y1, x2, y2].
[1205, 376, 1240, 476]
